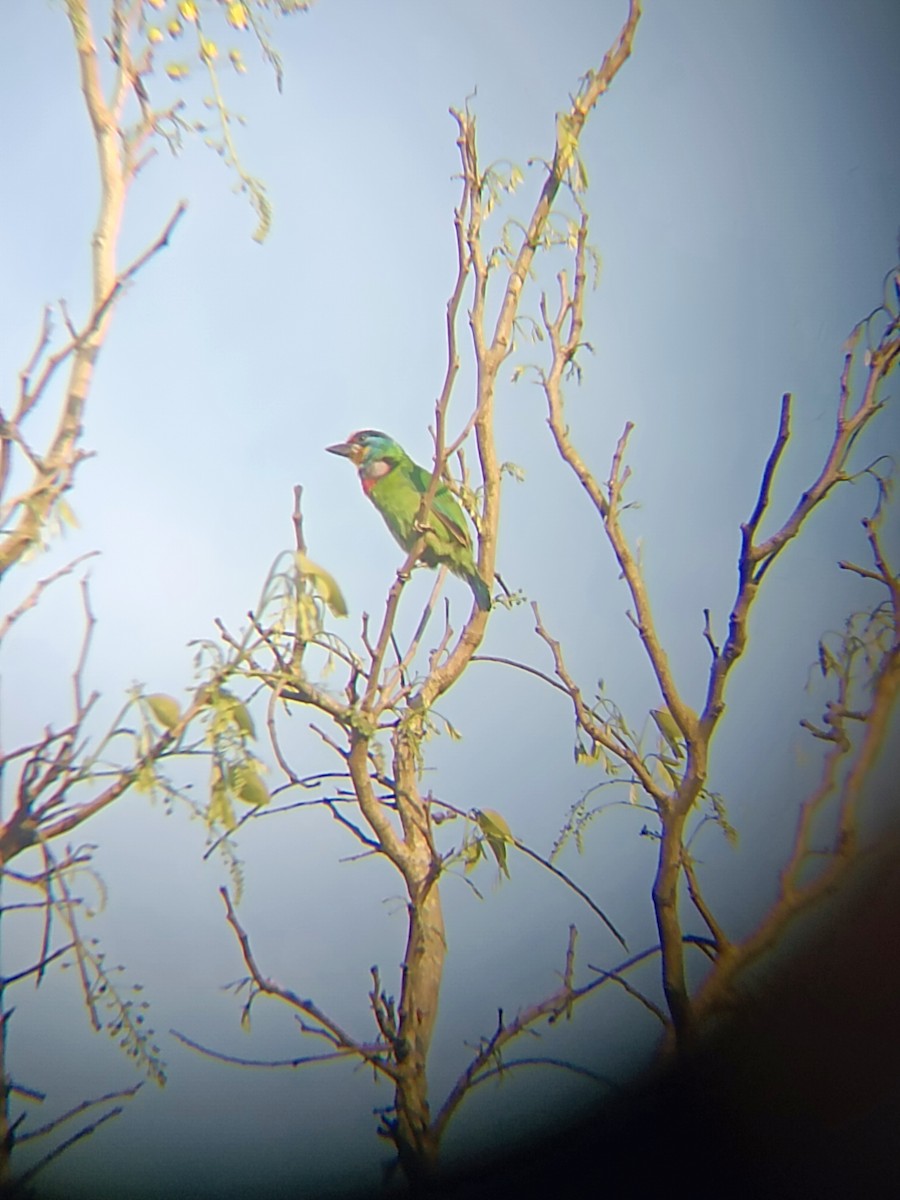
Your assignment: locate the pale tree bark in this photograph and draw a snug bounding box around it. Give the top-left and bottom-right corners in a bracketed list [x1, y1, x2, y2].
[195, 3, 645, 1188]
[2, 1, 137, 577]
[532, 198, 900, 1052]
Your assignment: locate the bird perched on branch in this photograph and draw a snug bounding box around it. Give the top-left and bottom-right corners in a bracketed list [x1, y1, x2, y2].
[326, 429, 491, 611]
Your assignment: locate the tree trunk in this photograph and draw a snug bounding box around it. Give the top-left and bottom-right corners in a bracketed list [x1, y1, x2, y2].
[392, 879, 445, 1186]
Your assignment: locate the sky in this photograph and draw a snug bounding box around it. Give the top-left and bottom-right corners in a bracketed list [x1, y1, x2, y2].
[1, 1, 899, 1196]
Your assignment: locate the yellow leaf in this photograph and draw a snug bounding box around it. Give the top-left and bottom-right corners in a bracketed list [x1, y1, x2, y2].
[134, 764, 158, 795]
[475, 809, 514, 843]
[227, 2, 249, 29]
[656, 757, 681, 791]
[166, 61, 189, 79]
[229, 765, 270, 808]
[296, 552, 348, 618]
[462, 841, 483, 873]
[207, 687, 256, 738]
[147, 26, 164, 44]
[229, 49, 247, 73]
[57, 498, 79, 529]
[147, 693, 182, 730]
[232, 705, 253, 740]
[147, 0, 166, 8]
[556, 112, 578, 173]
[168, 18, 184, 37]
[474, 808, 513, 879]
[200, 38, 218, 61]
[651, 708, 684, 759]
[209, 780, 236, 830]
[179, 1, 198, 21]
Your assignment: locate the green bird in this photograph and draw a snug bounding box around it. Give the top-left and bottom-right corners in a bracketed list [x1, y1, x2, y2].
[326, 430, 491, 611]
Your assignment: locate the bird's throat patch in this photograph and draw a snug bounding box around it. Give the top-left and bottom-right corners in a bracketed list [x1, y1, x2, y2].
[360, 459, 393, 493]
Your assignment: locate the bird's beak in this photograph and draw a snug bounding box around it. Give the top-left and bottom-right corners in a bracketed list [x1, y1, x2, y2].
[326, 441, 360, 462]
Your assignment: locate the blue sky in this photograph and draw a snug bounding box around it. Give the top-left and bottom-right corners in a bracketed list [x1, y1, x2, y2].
[1, 2, 899, 1195]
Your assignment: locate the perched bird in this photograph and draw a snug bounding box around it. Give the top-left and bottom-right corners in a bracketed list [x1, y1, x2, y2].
[326, 429, 491, 611]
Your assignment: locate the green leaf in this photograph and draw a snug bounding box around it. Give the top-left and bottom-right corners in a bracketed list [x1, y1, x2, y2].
[556, 112, 578, 173]
[232, 700, 255, 737]
[295, 593, 320, 642]
[228, 764, 270, 808]
[214, 689, 256, 738]
[475, 809, 514, 843]
[656, 756, 681, 791]
[463, 840, 484, 873]
[134, 764, 158, 795]
[297, 552, 348, 618]
[474, 808, 513, 879]
[146, 693, 182, 730]
[209, 781, 236, 830]
[651, 708, 684, 760]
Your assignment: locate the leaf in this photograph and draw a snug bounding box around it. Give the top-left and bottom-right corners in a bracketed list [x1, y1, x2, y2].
[212, 688, 256, 739]
[146, 693, 182, 730]
[708, 791, 739, 846]
[656, 756, 681, 791]
[166, 61, 190, 79]
[230, 700, 256, 739]
[475, 809, 513, 842]
[209, 781, 236, 831]
[474, 809, 513, 879]
[294, 593, 319, 642]
[228, 765, 270, 809]
[463, 840, 484, 873]
[227, 2, 249, 29]
[651, 708, 684, 760]
[178, 1, 198, 21]
[439, 715, 462, 741]
[575, 737, 605, 765]
[134, 764, 158, 795]
[57, 498, 79, 529]
[556, 112, 579, 174]
[296, 552, 348, 618]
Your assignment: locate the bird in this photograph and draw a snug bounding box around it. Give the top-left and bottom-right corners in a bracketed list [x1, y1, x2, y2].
[326, 430, 491, 611]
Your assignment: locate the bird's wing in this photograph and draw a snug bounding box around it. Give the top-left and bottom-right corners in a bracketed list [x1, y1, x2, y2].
[432, 488, 470, 548]
[407, 462, 469, 548]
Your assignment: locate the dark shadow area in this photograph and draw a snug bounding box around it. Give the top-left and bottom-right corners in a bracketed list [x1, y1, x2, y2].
[432, 820, 900, 1200]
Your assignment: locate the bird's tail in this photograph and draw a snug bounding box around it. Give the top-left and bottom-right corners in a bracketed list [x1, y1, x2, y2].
[468, 570, 491, 612]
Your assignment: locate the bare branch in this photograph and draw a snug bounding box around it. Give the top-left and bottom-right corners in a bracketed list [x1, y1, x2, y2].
[0, 553, 99, 645]
[170, 1029, 386, 1071]
[15, 1083, 142, 1144]
[218, 887, 395, 1080]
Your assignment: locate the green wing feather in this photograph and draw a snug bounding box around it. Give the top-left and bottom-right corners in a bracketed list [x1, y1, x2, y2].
[368, 455, 491, 610]
[399, 462, 467, 548]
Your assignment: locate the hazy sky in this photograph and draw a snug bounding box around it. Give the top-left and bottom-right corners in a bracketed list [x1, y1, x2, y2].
[2, 2, 899, 1196]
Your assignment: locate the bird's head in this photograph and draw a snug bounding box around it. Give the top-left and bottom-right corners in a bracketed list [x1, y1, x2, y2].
[326, 430, 403, 471]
